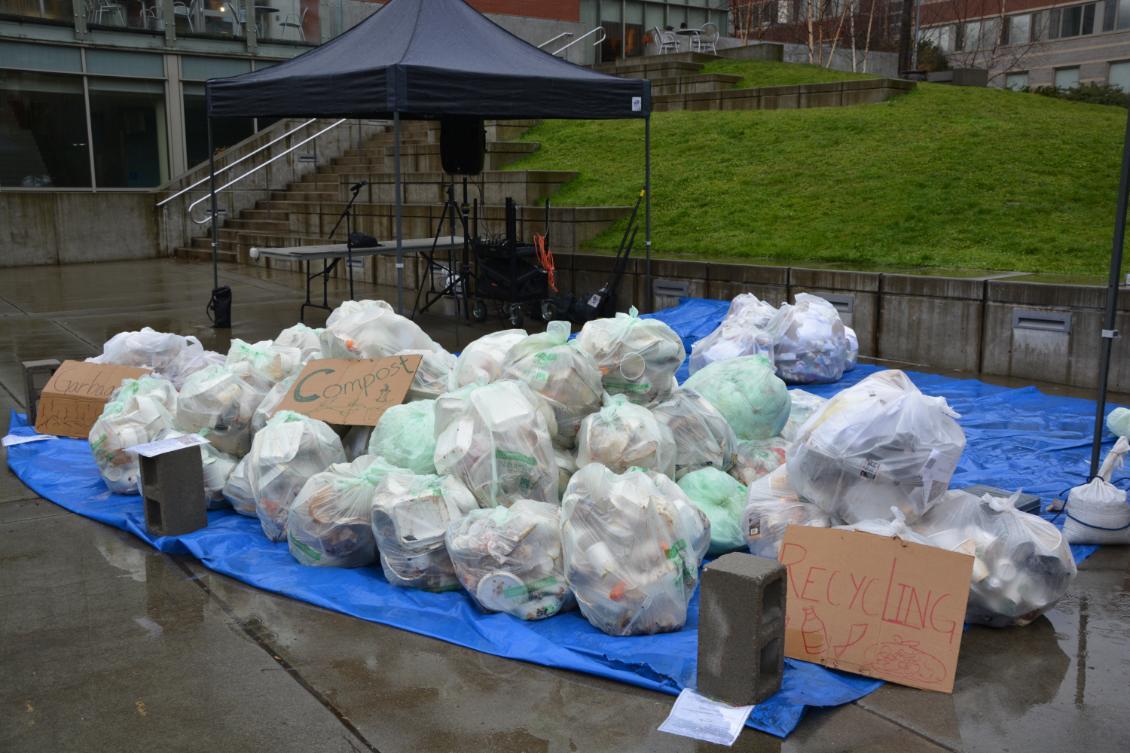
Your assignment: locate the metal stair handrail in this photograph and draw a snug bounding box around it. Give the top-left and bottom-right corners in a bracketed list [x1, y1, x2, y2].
[553, 26, 606, 57]
[537, 31, 573, 50]
[183, 118, 349, 225]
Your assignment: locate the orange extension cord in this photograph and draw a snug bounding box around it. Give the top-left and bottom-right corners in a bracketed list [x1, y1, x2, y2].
[533, 233, 557, 294]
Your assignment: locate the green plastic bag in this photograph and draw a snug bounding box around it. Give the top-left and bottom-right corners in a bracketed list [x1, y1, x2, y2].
[683, 355, 790, 441]
[368, 399, 437, 475]
[677, 467, 748, 556]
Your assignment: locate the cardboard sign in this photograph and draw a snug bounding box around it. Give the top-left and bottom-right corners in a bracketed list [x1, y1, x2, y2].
[779, 526, 973, 693]
[275, 355, 421, 426]
[34, 361, 149, 438]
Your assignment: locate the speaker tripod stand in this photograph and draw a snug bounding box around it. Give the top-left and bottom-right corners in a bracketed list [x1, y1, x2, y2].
[412, 178, 475, 320]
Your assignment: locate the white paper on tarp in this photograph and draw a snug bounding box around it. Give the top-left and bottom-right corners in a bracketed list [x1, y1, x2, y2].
[127, 433, 209, 458]
[657, 688, 754, 747]
[2, 433, 54, 447]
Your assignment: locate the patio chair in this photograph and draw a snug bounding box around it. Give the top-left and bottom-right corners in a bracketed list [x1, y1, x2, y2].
[651, 26, 679, 54]
[279, 3, 308, 41]
[88, 0, 125, 26]
[172, 0, 197, 32]
[693, 23, 719, 54]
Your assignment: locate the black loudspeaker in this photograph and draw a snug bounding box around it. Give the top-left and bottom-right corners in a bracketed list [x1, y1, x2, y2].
[440, 117, 486, 176]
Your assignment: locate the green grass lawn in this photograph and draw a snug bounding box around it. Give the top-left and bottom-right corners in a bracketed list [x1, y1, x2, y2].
[699, 58, 877, 87]
[508, 71, 1128, 276]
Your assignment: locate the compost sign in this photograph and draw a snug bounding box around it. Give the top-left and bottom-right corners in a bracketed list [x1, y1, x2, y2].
[34, 361, 150, 438]
[778, 526, 973, 693]
[275, 355, 421, 426]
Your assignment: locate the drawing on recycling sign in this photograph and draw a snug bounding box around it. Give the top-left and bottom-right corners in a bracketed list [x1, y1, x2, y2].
[779, 526, 973, 693]
[275, 356, 421, 426]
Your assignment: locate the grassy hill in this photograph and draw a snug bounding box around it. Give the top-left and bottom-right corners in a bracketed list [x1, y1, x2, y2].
[509, 62, 1127, 277]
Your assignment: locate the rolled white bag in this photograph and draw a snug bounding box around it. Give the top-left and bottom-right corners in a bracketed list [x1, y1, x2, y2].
[1064, 437, 1130, 544]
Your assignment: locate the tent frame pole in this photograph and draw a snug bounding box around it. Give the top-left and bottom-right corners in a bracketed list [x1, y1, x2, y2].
[394, 111, 405, 314]
[1090, 107, 1130, 477]
[208, 117, 219, 293]
[645, 113, 652, 312]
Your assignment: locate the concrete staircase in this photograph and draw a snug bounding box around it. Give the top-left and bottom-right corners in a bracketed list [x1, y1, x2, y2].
[172, 120, 629, 285]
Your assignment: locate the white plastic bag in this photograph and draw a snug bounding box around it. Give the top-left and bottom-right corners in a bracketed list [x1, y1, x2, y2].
[1064, 437, 1130, 544]
[446, 499, 573, 619]
[787, 370, 965, 524]
[339, 425, 372, 462]
[225, 339, 304, 392]
[245, 410, 346, 541]
[742, 467, 831, 558]
[780, 390, 828, 443]
[561, 464, 710, 636]
[89, 376, 178, 494]
[844, 326, 859, 371]
[554, 446, 577, 500]
[1107, 407, 1130, 439]
[730, 436, 789, 486]
[688, 294, 777, 375]
[368, 399, 437, 475]
[401, 347, 457, 402]
[175, 364, 265, 456]
[839, 507, 930, 545]
[370, 471, 479, 590]
[286, 456, 403, 567]
[677, 467, 747, 555]
[448, 329, 527, 391]
[767, 293, 850, 384]
[90, 327, 196, 374]
[223, 456, 256, 516]
[575, 394, 676, 476]
[166, 346, 225, 390]
[575, 307, 685, 405]
[652, 388, 738, 478]
[433, 380, 558, 507]
[501, 321, 604, 448]
[319, 299, 441, 359]
[251, 373, 297, 434]
[683, 354, 790, 441]
[275, 323, 324, 361]
[912, 490, 1077, 627]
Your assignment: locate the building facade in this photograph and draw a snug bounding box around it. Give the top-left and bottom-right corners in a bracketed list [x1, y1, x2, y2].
[0, 0, 726, 191]
[917, 0, 1130, 88]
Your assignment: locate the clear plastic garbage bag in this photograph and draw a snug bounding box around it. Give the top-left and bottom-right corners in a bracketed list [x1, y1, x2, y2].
[368, 399, 437, 475]
[223, 455, 256, 516]
[912, 490, 1077, 627]
[652, 388, 738, 478]
[767, 293, 850, 384]
[575, 307, 685, 405]
[246, 410, 346, 541]
[401, 347, 457, 402]
[370, 471, 479, 590]
[251, 373, 297, 435]
[339, 425, 372, 462]
[575, 394, 676, 476]
[286, 455, 404, 567]
[89, 376, 178, 494]
[561, 464, 710, 636]
[731, 436, 790, 486]
[275, 323, 324, 361]
[175, 364, 266, 456]
[319, 299, 441, 359]
[683, 354, 790, 441]
[90, 327, 197, 374]
[446, 499, 574, 620]
[839, 507, 930, 545]
[780, 389, 828, 443]
[1064, 437, 1130, 544]
[501, 321, 604, 449]
[1107, 407, 1130, 439]
[742, 466, 832, 559]
[225, 338, 304, 392]
[845, 326, 859, 371]
[433, 380, 558, 508]
[688, 294, 777, 375]
[448, 329, 528, 391]
[787, 369, 965, 525]
[677, 467, 747, 555]
[554, 446, 576, 501]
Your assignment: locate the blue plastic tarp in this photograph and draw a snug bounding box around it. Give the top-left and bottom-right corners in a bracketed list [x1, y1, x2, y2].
[5, 296, 1120, 738]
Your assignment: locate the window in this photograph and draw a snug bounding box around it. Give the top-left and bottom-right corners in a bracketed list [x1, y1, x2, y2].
[1120, 0, 1130, 30]
[0, 70, 90, 187]
[1055, 66, 1080, 88]
[88, 78, 169, 187]
[1110, 61, 1130, 90]
[923, 24, 955, 53]
[182, 84, 255, 168]
[1005, 71, 1029, 90]
[962, 18, 1001, 50]
[1050, 3, 1097, 38]
[1007, 14, 1031, 46]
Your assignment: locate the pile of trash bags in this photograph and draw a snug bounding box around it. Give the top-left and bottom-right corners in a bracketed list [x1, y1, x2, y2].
[687, 293, 858, 385]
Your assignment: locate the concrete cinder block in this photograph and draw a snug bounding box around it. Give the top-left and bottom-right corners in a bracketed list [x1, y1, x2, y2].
[140, 447, 207, 537]
[22, 359, 60, 425]
[697, 552, 786, 706]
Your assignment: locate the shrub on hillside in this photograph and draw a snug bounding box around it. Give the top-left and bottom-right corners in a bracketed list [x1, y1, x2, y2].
[1032, 82, 1130, 108]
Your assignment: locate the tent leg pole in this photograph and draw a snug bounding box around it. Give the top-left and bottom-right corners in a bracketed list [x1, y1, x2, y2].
[394, 112, 405, 315]
[645, 114, 652, 313]
[208, 118, 219, 293]
[1090, 106, 1130, 477]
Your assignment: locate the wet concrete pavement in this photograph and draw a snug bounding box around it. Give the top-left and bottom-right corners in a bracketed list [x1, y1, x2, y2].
[2, 258, 1129, 752]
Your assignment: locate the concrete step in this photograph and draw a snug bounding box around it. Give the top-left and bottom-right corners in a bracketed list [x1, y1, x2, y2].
[649, 73, 742, 96]
[593, 58, 706, 80]
[651, 78, 914, 112]
[225, 218, 290, 232]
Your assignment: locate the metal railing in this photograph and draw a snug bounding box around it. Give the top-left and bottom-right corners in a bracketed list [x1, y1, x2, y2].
[180, 118, 348, 225]
[537, 31, 573, 50]
[553, 26, 606, 57]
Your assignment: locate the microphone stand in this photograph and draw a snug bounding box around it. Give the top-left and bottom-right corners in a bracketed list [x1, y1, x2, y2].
[329, 181, 366, 301]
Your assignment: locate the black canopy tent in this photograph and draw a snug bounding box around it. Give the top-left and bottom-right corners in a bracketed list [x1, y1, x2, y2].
[204, 0, 652, 316]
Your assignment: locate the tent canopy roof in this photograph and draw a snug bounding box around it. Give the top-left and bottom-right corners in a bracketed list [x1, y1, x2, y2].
[206, 0, 651, 120]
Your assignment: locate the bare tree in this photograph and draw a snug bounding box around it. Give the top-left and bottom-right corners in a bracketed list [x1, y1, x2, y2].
[919, 0, 1058, 82]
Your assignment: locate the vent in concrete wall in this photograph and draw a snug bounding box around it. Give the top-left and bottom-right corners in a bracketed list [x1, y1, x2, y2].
[654, 279, 690, 309]
[1012, 309, 1072, 334]
[812, 292, 854, 325]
